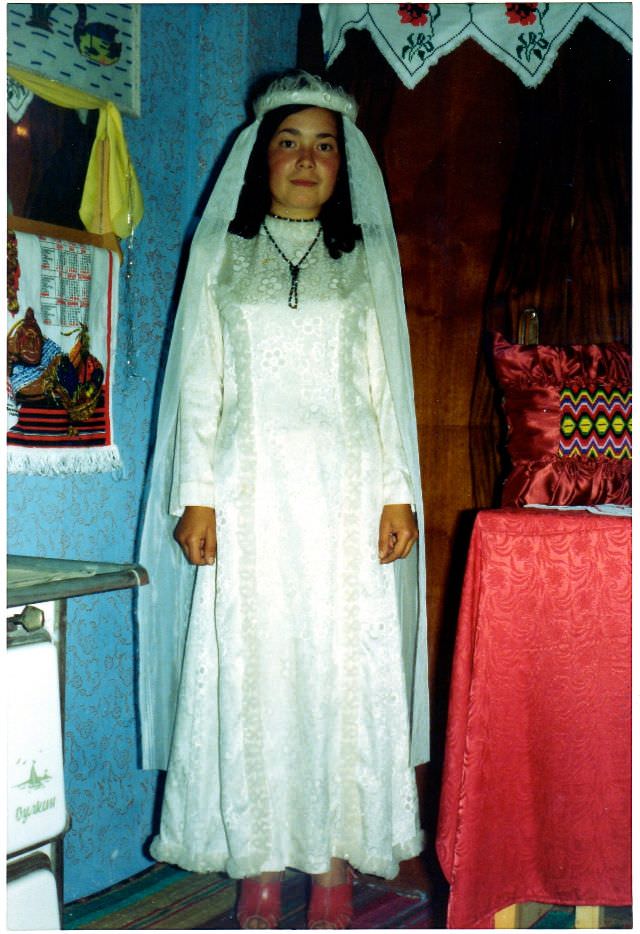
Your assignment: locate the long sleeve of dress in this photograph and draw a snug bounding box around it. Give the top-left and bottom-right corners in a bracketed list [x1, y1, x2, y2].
[169, 274, 224, 516]
[366, 306, 415, 506]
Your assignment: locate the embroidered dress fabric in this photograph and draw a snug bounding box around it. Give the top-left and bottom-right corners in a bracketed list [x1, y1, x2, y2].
[149, 218, 423, 877]
[138, 94, 428, 777]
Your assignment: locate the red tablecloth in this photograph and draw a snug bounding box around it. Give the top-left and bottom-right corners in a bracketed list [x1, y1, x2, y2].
[436, 508, 631, 929]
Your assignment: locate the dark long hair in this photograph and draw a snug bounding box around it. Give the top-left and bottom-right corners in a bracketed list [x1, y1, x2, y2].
[228, 105, 362, 259]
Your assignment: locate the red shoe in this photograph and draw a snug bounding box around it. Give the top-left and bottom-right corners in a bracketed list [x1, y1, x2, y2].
[307, 870, 354, 929]
[237, 877, 282, 929]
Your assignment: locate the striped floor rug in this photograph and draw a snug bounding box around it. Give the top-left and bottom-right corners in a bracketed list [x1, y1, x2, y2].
[63, 865, 435, 930]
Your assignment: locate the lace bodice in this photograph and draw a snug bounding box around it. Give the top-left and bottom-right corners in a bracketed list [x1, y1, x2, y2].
[169, 217, 413, 513]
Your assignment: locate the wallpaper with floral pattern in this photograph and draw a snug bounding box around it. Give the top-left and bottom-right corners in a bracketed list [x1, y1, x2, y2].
[7, 2, 300, 903]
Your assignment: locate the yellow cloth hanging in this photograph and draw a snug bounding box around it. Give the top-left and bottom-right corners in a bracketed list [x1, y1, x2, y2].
[8, 65, 144, 239]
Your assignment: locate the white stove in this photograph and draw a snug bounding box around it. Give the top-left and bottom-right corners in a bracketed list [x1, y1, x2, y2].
[7, 602, 66, 929]
[6, 557, 148, 930]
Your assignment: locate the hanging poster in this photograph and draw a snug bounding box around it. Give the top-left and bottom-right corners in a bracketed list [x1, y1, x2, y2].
[7, 231, 122, 475]
[7, 4, 140, 116]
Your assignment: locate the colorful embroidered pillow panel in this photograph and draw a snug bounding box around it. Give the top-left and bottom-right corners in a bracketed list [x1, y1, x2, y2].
[558, 387, 631, 459]
[491, 333, 631, 507]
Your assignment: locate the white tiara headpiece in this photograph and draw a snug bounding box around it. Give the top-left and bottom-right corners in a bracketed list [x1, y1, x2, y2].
[253, 71, 358, 122]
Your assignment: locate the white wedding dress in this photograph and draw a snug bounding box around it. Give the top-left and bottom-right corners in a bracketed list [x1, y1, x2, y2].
[149, 217, 423, 879]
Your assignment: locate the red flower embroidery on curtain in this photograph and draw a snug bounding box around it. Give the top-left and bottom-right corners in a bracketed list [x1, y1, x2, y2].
[397, 4, 430, 27]
[505, 3, 539, 26]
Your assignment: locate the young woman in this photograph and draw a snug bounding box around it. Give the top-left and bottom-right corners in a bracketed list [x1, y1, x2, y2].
[138, 72, 429, 930]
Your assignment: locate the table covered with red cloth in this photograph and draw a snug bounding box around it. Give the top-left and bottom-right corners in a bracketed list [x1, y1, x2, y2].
[436, 507, 631, 929]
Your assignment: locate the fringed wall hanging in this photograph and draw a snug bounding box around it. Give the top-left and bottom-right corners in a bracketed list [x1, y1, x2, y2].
[7, 221, 122, 475]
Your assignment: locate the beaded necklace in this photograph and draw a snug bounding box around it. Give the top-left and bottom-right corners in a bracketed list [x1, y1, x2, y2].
[262, 221, 321, 310]
[268, 212, 317, 223]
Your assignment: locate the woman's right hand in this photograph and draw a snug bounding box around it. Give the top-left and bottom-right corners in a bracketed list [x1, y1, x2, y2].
[174, 506, 217, 565]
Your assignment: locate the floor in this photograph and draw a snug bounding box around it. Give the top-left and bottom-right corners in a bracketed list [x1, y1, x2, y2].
[62, 855, 633, 930]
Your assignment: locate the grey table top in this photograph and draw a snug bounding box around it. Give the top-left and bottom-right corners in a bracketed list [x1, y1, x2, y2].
[7, 555, 149, 607]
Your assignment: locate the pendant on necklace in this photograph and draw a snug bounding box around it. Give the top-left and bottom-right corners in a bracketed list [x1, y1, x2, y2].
[288, 265, 301, 309]
[263, 222, 321, 310]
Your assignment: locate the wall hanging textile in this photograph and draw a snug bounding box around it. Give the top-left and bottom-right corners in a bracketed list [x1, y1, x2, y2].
[7, 3, 140, 116]
[7, 230, 121, 475]
[321, 3, 632, 89]
[7, 65, 143, 239]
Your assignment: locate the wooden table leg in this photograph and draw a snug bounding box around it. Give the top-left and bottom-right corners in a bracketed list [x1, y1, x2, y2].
[494, 904, 518, 928]
[494, 903, 552, 928]
[575, 906, 603, 928]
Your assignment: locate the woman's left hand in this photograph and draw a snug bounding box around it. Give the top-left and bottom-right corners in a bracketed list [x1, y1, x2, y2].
[378, 504, 419, 564]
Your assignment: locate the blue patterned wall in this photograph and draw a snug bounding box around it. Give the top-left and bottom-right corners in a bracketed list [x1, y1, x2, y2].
[7, 3, 300, 902]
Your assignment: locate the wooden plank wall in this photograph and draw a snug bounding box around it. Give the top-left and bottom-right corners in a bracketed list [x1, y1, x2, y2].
[302, 14, 630, 894]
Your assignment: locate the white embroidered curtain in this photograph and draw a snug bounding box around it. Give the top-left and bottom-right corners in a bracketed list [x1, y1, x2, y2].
[321, 2, 632, 89]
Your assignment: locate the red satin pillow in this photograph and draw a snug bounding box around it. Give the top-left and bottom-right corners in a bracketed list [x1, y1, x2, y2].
[492, 332, 632, 506]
